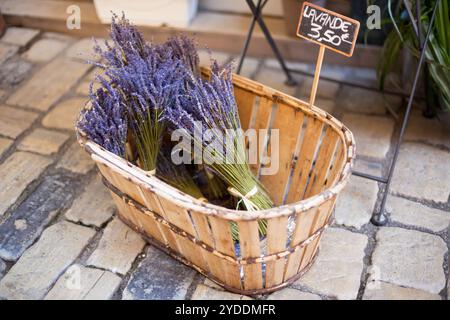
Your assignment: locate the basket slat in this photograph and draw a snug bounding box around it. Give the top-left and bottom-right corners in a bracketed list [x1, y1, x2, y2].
[250, 97, 273, 174]
[137, 187, 181, 251]
[96, 160, 146, 205]
[173, 232, 208, 270]
[237, 220, 263, 290]
[260, 103, 305, 205]
[234, 86, 256, 131]
[110, 193, 140, 227]
[157, 196, 196, 236]
[265, 216, 288, 287]
[297, 198, 335, 272]
[304, 127, 340, 198]
[286, 117, 324, 203]
[208, 217, 242, 289]
[325, 141, 345, 188]
[155, 195, 208, 270]
[283, 207, 318, 280]
[189, 211, 225, 282]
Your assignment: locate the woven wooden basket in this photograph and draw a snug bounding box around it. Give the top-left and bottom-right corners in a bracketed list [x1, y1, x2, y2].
[76, 69, 355, 295]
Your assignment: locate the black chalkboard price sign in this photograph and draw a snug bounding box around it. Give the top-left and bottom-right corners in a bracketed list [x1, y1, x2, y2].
[297, 2, 360, 57]
[295, 2, 360, 109]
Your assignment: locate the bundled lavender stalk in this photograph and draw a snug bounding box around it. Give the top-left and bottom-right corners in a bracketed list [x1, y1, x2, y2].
[166, 61, 273, 239]
[156, 150, 204, 199]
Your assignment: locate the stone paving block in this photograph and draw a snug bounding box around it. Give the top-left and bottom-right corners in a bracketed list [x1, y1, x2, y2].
[75, 69, 103, 96]
[83, 68, 102, 82]
[45, 264, 121, 300]
[370, 227, 446, 294]
[335, 175, 378, 229]
[363, 281, 441, 300]
[7, 58, 91, 111]
[76, 80, 99, 96]
[232, 56, 260, 79]
[254, 67, 297, 96]
[198, 49, 230, 67]
[314, 98, 335, 114]
[65, 38, 105, 62]
[0, 151, 52, 216]
[0, 88, 6, 101]
[203, 278, 224, 291]
[296, 228, 368, 300]
[22, 38, 68, 63]
[404, 111, 450, 149]
[0, 105, 38, 139]
[338, 86, 400, 115]
[344, 67, 378, 87]
[387, 196, 450, 233]
[264, 59, 311, 73]
[18, 128, 69, 155]
[0, 174, 77, 261]
[0, 27, 40, 47]
[353, 158, 383, 177]
[75, 81, 90, 96]
[342, 113, 394, 159]
[266, 288, 321, 300]
[42, 97, 86, 130]
[0, 59, 33, 87]
[0, 259, 5, 279]
[0, 43, 18, 64]
[391, 143, 450, 203]
[87, 218, 145, 275]
[0, 137, 13, 157]
[0, 221, 95, 300]
[319, 64, 348, 81]
[122, 246, 196, 300]
[42, 32, 74, 43]
[191, 284, 252, 300]
[57, 142, 95, 174]
[65, 175, 115, 227]
[298, 78, 340, 100]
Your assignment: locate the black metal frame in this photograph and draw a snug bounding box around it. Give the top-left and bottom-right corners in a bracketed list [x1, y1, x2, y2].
[238, 0, 441, 226]
[237, 0, 297, 86]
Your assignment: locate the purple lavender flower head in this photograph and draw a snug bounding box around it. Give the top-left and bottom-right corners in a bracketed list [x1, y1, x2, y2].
[77, 79, 128, 157]
[162, 35, 200, 75]
[165, 60, 240, 135]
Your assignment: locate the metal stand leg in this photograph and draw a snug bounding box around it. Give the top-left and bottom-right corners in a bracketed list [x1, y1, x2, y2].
[370, 0, 440, 226]
[239, 0, 297, 86]
[237, 0, 264, 75]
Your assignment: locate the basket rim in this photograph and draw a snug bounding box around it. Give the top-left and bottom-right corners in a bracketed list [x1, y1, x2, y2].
[76, 71, 355, 220]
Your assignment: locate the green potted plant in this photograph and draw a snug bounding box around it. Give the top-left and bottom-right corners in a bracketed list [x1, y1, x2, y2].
[377, 0, 449, 116]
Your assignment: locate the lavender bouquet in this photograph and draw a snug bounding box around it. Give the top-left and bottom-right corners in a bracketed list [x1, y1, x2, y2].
[166, 61, 273, 238]
[87, 15, 199, 172]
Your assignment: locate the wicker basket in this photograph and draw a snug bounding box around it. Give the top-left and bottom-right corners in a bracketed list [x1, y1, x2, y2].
[76, 68, 355, 295]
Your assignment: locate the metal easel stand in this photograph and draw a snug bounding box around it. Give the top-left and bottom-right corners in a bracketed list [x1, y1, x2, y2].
[238, 0, 441, 226]
[237, 0, 297, 86]
[354, 0, 441, 226]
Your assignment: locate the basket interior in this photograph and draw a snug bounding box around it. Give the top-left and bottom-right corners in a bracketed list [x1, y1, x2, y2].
[232, 78, 347, 207]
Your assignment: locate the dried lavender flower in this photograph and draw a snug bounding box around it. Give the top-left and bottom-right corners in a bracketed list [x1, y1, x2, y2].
[77, 80, 128, 157]
[162, 35, 200, 75]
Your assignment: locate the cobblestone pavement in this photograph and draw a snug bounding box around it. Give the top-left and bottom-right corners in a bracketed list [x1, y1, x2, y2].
[0, 27, 448, 300]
